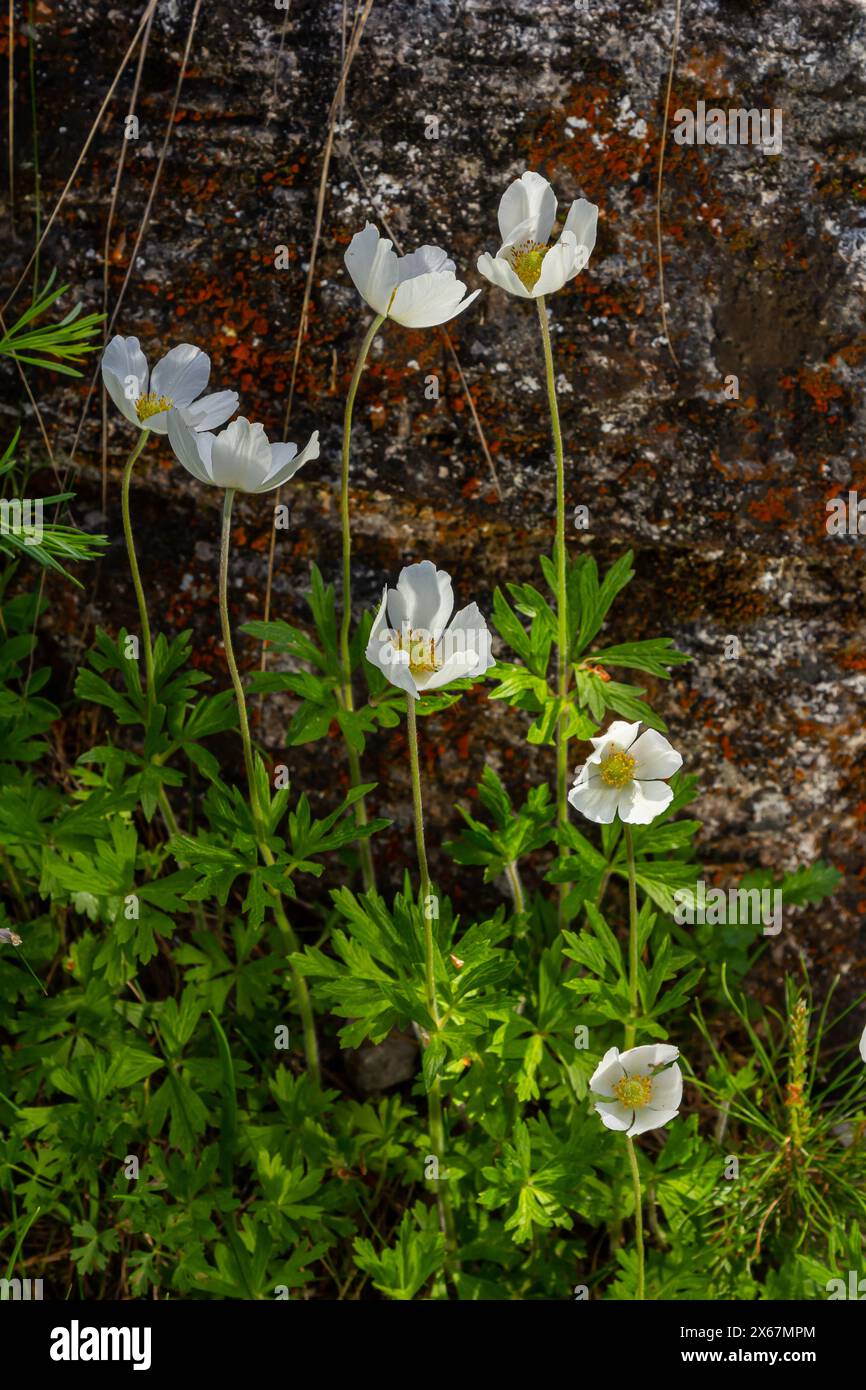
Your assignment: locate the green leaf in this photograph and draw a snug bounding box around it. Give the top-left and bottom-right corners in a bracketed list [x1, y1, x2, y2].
[209, 1012, 238, 1184]
[353, 1207, 446, 1301]
[584, 637, 691, 678]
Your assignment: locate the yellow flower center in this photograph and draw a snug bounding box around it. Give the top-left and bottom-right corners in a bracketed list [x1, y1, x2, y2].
[599, 746, 636, 788]
[510, 239, 549, 291]
[135, 392, 174, 422]
[394, 629, 441, 676]
[613, 1074, 653, 1109]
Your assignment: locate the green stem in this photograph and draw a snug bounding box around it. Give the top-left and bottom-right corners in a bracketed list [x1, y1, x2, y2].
[339, 313, 386, 895]
[219, 491, 259, 816]
[406, 697, 457, 1255]
[505, 859, 526, 916]
[346, 740, 375, 894]
[122, 431, 200, 927]
[624, 825, 639, 1049]
[219, 489, 320, 1085]
[626, 1135, 645, 1300]
[120, 429, 155, 708]
[536, 296, 569, 930]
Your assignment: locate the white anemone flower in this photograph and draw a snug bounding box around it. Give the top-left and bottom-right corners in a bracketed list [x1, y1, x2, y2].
[860, 1024, 866, 1064]
[365, 560, 496, 701]
[345, 223, 482, 328]
[477, 170, 598, 299]
[568, 720, 682, 826]
[590, 1044, 683, 1137]
[101, 335, 238, 435]
[167, 413, 319, 494]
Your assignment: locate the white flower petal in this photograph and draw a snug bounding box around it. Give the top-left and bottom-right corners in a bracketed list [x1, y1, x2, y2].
[389, 272, 481, 328]
[150, 344, 210, 407]
[422, 601, 495, 689]
[628, 1105, 679, 1137]
[101, 335, 149, 427]
[589, 1046, 626, 1095]
[595, 1100, 633, 1131]
[618, 779, 674, 825]
[497, 213, 545, 254]
[380, 642, 421, 701]
[860, 1025, 866, 1064]
[345, 222, 399, 317]
[209, 417, 273, 491]
[195, 432, 215, 477]
[142, 408, 174, 436]
[562, 197, 599, 261]
[568, 775, 620, 824]
[263, 429, 320, 490]
[389, 561, 454, 634]
[181, 389, 239, 431]
[497, 170, 557, 246]
[365, 590, 389, 664]
[629, 729, 683, 781]
[421, 647, 488, 690]
[647, 1063, 683, 1113]
[476, 250, 534, 299]
[167, 411, 214, 485]
[532, 239, 577, 297]
[364, 590, 421, 700]
[395, 244, 455, 281]
[570, 762, 592, 789]
[588, 720, 641, 757]
[264, 441, 297, 475]
[620, 1044, 679, 1072]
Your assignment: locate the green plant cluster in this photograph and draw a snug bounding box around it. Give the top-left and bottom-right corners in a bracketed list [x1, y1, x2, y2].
[0, 279, 863, 1304]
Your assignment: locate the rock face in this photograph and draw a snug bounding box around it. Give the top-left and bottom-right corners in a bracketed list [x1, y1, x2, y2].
[4, 0, 865, 981]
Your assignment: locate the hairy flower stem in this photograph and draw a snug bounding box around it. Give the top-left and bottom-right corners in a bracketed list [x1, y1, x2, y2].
[120, 429, 155, 707]
[622, 824, 644, 1292]
[219, 489, 320, 1085]
[339, 312, 386, 895]
[626, 1135, 646, 1299]
[406, 697, 457, 1254]
[120, 432, 206, 931]
[536, 296, 569, 930]
[624, 825, 639, 1049]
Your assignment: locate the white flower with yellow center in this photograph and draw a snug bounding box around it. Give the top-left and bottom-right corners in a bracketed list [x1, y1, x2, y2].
[477, 170, 599, 300]
[365, 560, 496, 701]
[590, 1044, 683, 1137]
[167, 413, 319, 494]
[101, 335, 238, 435]
[345, 223, 482, 328]
[568, 720, 682, 826]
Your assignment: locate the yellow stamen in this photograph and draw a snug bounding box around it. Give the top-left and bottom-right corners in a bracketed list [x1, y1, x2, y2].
[613, 1074, 653, 1109]
[394, 629, 441, 677]
[510, 239, 549, 291]
[135, 392, 174, 422]
[599, 746, 636, 788]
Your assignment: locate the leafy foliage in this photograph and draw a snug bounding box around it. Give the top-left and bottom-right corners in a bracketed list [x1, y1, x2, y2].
[0, 294, 858, 1304]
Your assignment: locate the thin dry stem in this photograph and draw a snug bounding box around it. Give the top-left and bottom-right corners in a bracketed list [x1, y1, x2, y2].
[655, 0, 682, 368]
